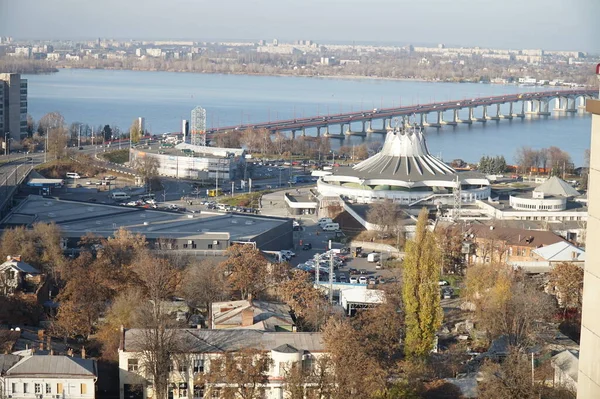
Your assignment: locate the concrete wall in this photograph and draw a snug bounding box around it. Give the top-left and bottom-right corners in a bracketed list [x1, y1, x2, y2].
[578, 98, 600, 397]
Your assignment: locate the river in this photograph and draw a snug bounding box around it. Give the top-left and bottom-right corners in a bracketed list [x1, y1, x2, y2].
[24, 69, 592, 165]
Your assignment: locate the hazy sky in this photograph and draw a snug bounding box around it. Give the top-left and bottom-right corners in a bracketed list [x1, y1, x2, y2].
[1, 0, 598, 52]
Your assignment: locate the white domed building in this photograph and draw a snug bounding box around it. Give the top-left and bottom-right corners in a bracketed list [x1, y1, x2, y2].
[317, 126, 491, 205]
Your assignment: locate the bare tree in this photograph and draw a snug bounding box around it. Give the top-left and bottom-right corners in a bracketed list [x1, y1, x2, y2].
[366, 200, 399, 237]
[132, 155, 160, 188]
[131, 253, 182, 399]
[179, 259, 229, 323]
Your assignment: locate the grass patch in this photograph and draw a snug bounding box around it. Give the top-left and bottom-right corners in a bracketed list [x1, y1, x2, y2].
[217, 191, 270, 208]
[101, 149, 129, 164]
[36, 157, 105, 179]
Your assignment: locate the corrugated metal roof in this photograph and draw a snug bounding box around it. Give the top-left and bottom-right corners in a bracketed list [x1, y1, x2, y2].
[6, 355, 97, 377]
[0, 354, 21, 373]
[124, 329, 323, 353]
[533, 241, 585, 262]
[0, 260, 40, 274]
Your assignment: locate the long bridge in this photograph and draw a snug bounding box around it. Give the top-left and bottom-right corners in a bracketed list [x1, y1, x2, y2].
[206, 89, 597, 138]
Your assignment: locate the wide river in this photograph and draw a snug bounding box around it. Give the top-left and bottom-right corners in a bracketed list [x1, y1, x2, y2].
[24, 69, 592, 165]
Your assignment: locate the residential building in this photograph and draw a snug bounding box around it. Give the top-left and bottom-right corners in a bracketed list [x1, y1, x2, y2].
[0, 255, 42, 296]
[211, 299, 295, 331]
[466, 224, 566, 266]
[0, 355, 98, 399]
[577, 75, 600, 397]
[0, 73, 28, 142]
[118, 328, 325, 399]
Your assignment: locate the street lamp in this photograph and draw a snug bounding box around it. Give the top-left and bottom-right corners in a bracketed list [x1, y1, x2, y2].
[4, 132, 9, 157]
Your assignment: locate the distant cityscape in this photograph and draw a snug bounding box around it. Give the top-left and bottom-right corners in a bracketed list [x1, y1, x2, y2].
[0, 36, 597, 86]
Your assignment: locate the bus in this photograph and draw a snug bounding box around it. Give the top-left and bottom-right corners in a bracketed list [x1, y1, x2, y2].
[208, 188, 223, 197]
[290, 175, 313, 184]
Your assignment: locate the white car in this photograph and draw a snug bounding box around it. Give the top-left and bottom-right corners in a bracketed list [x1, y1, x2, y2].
[359, 276, 368, 284]
[281, 250, 295, 258]
[349, 276, 358, 284]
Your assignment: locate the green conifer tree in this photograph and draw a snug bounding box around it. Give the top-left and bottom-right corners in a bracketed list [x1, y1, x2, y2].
[402, 208, 443, 359]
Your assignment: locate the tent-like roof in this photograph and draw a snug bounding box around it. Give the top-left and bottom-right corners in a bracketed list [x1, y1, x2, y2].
[534, 176, 579, 197]
[533, 241, 585, 262]
[551, 350, 579, 383]
[349, 126, 458, 181]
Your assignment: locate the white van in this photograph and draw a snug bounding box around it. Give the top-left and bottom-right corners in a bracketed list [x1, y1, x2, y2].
[318, 218, 333, 226]
[321, 223, 340, 231]
[110, 192, 130, 200]
[367, 253, 380, 263]
[66, 172, 81, 179]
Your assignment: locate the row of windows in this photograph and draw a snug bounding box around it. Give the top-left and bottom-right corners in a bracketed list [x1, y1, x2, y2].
[514, 202, 563, 210]
[128, 358, 205, 373]
[11, 382, 88, 395]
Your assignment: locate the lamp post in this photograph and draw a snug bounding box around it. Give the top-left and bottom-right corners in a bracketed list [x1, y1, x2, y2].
[4, 132, 9, 157]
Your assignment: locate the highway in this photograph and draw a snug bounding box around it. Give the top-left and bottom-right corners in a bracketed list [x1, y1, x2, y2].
[205, 88, 596, 134]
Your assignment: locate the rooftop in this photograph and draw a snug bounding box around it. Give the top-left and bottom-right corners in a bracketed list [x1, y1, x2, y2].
[6, 355, 97, 378]
[211, 300, 294, 331]
[533, 241, 585, 262]
[468, 224, 566, 248]
[122, 329, 324, 353]
[1, 196, 289, 242]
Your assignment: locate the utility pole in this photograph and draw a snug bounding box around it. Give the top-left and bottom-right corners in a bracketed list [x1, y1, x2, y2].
[44, 129, 48, 163]
[329, 240, 334, 304]
[78, 124, 81, 149]
[314, 252, 320, 286]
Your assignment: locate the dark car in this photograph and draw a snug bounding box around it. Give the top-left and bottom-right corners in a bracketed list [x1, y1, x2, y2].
[302, 243, 312, 250]
[88, 198, 97, 202]
[359, 268, 368, 275]
[349, 268, 358, 275]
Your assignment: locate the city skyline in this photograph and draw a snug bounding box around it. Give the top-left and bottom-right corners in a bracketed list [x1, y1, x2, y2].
[1, 0, 598, 53]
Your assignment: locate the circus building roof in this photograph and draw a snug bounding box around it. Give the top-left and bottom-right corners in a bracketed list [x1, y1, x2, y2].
[350, 125, 457, 181]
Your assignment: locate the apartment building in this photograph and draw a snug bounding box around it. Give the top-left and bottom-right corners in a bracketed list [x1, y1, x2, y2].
[0, 73, 28, 143]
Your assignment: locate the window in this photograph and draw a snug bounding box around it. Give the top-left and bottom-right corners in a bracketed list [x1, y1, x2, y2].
[193, 359, 204, 373]
[128, 358, 139, 372]
[168, 363, 174, 373]
[179, 363, 188, 373]
[35, 383, 42, 394]
[11, 383, 17, 393]
[178, 383, 188, 398]
[24, 383, 29, 394]
[193, 385, 204, 398]
[46, 384, 52, 394]
[207, 244, 213, 249]
[57, 383, 63, 394]
[81, 384, 87, 395]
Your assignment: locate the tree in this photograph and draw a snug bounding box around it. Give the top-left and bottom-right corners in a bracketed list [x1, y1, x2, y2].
[478, 350, 541, 399]
[366, 200, 399, 237]
[202, 349, 272, 399]
[219, 244, 285, 299]
[322, 317, 387, 399]
[214, 130, 242, 148]
[515, 146, 537, 174]
[464, 263, 555, 347]
[132, 155, 160, 188]
[179, 259, 229, 322]
[277, 270, 331, 331]
[130, 252, 182, 399]
[52, 252, 113, 340]
[435, 225, 465, 275]
[102, 125, 113, 142]
[129, 118, 142, 144]
[548, 262, 583, 317]
[402, 208, 443, 359]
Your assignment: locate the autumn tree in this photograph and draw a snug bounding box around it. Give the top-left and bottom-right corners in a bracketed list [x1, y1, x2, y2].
[277, 270, 331, 331]
[478, 350, 541, 399]
[464, 263, 555, 347]
[214, 130, 242, 148]
[219, 244, 286, 299]
[132, 155, 160, 188]
[402, 208, 443, 359]
[179, 259, 229, 322]
[130, 252, 182, 399]
[366, 200, 400, 237]
[548, 262, 584, 317]
[322, 317, 387, 398]
[129, 118, 142, 144]
[435, 225, 465, 275]
[0, 223, 65, 278]
[202, 349, 272, 399]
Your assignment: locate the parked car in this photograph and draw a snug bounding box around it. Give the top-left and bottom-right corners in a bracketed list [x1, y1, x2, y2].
[302, 243, 312, 250]
[281, 250, 296, 258]
[359, 276, 368, 284]
[349, 276, 358, 284]
[349, 268, 358, 275]
[359, 268, 368, 275]
[438, 280, 449, 286]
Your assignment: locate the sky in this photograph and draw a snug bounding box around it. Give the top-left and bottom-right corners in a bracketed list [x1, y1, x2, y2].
[1, 0, 598, 53]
